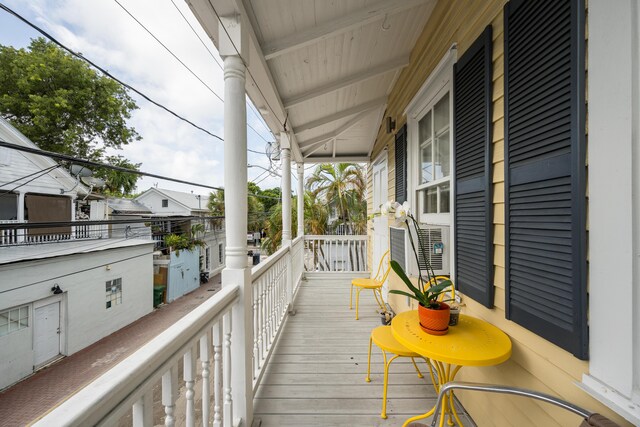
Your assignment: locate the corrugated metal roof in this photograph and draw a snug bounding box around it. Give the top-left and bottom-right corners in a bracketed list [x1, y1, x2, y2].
[107, 197, 153, 214]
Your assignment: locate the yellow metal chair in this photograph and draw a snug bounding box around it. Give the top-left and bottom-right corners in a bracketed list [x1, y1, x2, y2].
[350, 250, 391, 320]
[366, 325, 436, 419]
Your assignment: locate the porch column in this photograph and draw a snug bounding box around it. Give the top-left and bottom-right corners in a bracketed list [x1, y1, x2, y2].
[297, 163, 304, 237]
[219, 14, 253, 426]
[17, 191, 25, 243]
[280, 132, 292, 244]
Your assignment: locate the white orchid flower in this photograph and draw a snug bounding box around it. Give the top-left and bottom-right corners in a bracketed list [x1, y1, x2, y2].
[380, 200, 394, 216]
[395, 201, 411, 221]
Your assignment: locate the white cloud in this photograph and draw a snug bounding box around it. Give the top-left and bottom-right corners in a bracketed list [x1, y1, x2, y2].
[2, 0, 281, 193]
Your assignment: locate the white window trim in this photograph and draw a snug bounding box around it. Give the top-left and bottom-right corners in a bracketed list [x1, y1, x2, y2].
[581, 1, 640, 425]
[405, 45, 457, 227]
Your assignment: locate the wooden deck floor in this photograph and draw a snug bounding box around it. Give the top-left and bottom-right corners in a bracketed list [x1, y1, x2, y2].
[253, 276, 475, 427]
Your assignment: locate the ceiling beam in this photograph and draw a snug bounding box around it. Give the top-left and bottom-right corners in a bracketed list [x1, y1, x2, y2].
[294, 97, 387, 136]
[299, 110, 372, 150]
[303, 156, 370, 163]
[283, 56, 408, 109]
[303, 139, 334, 158]
[261, 0, 429, 60]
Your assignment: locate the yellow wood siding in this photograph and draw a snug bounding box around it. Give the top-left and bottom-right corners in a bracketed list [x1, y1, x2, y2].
[369, 0, 631, 425]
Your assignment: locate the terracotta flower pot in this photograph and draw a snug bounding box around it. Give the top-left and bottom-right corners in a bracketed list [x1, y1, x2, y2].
[418, 302, 450, 335]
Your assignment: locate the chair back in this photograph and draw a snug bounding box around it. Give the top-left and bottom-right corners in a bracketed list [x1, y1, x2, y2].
[373, 250, 391, 283]
[427, 275, 456, 302]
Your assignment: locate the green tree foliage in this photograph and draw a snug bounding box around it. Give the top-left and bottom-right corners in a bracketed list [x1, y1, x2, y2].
[208, 184, 265, 232]
[96, 155, 141, 197]
[0, 38, 141, 194]
[261, 191, 328, 255]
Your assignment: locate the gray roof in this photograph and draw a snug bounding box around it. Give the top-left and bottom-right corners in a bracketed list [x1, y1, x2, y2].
[0, 238, 154, 265]
[108, 197, 152, 214]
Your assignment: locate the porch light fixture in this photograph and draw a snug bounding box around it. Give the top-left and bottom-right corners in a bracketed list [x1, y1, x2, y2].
[386, 117, 396, 134]
[51, 284, 63, 294]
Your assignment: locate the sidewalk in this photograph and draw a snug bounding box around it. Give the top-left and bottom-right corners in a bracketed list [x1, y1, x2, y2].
[0, 274, 222, 427]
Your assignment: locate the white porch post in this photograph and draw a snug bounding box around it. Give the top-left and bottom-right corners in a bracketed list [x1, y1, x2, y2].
[279, 133, 295, 313]
[17, 191, 25, 243]
[219, 15, 253, 427]
[297, 163, 304, 237]
[280, 132, 292, 244]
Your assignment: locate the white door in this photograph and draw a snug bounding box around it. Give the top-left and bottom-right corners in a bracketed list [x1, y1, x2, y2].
[34, 301, 61, 366]
[372, 156, 389, 300]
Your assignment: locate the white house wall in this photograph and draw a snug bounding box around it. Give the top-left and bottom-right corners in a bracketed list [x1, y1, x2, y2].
[0, 242, 154, 390]
[0, 148, 80, 200]
[0, 119, 84, 201]
[135, 192, 192, 216]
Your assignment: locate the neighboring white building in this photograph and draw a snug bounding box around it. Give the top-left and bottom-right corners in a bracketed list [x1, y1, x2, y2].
[0, 117, 92, 244]
[135, 187, 209, 217]
[0, 239, 155, 390]
[135, 188, 225, 277]
[0, 118, 155, 390]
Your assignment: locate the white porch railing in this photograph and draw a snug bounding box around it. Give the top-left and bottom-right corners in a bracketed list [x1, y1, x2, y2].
[33, 285, 239, 427]
[303, 235, 368, 272]
[0, 220, 106, 246]
[31, 233, 366, 426]
[291, 236, 304, 292]
[0, 220, 20, 245]
[33, 236, 307, 426]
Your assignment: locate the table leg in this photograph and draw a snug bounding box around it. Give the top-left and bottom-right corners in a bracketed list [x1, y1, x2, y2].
[401, 362, 464, 427]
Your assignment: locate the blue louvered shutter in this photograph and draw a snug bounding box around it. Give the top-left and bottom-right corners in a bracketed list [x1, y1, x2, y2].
[395, 125, 408, 204]
[504, 0, 587, 359]
[453, 26, 494, 308]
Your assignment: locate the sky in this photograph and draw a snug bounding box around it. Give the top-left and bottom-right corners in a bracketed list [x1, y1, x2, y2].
[0, 0, 286, 196]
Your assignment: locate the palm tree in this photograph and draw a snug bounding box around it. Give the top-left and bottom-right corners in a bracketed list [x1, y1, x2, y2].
[306, 163, 366, 234]
[207, 186, 265, 231]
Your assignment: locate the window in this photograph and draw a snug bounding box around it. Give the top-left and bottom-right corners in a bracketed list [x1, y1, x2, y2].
[205, 246, 211, 270]
[218, 242, 224, 264]
[0, 305, 29, 336]
[106, 278, 122, 309]
[415, 90, 452, 222]
[161, 199, 168, 208]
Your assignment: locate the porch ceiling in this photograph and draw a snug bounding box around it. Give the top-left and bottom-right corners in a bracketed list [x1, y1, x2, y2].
[187, 0, 436, 163]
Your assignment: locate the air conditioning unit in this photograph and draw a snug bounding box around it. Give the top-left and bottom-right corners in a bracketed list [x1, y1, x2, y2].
[390, 225, 451, 277]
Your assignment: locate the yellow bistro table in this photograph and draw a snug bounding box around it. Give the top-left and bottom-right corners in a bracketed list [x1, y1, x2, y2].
[391, 311, 512, 427]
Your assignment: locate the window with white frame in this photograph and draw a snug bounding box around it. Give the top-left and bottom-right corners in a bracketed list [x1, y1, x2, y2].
[218, 242, 224, 264]
[0, 305, 29, 336]
[161, 199, 168, 208]
[205, 246, 211, 271]
[106, 278, 122, 309]
[417, 91, 451, 220]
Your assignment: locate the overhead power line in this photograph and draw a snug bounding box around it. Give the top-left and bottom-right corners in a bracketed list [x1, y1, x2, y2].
[0, 140, 285, 200]
[0, 165, 60, 197]
[0, 2, 223, 142]
[114, 0, 223, 104]
[113, 0, 272, 145]
[0, 139, 225, 191]
[206, 0, 285, 130]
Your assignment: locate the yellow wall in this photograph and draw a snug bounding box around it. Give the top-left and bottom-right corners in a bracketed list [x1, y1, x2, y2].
[368, 0, 632, 425]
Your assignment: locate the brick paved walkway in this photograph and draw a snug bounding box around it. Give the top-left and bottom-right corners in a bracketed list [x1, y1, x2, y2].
[0, 275, 222, 427]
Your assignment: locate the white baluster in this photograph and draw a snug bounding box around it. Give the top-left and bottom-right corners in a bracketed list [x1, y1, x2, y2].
[184, 346, 197, 427]
[200, 333, 211, 427]
[162, 365, 178, 427]
[266, 274, 272, 348]
[223, 313, 233, 427]
[253, 286, 259, 377]
[213, 322, 223, 427]
[261, 281, 267, 360]
[132, 392, 152, 427]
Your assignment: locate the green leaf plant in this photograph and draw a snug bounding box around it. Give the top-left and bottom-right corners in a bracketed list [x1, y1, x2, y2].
[377, 201, 454, 309]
